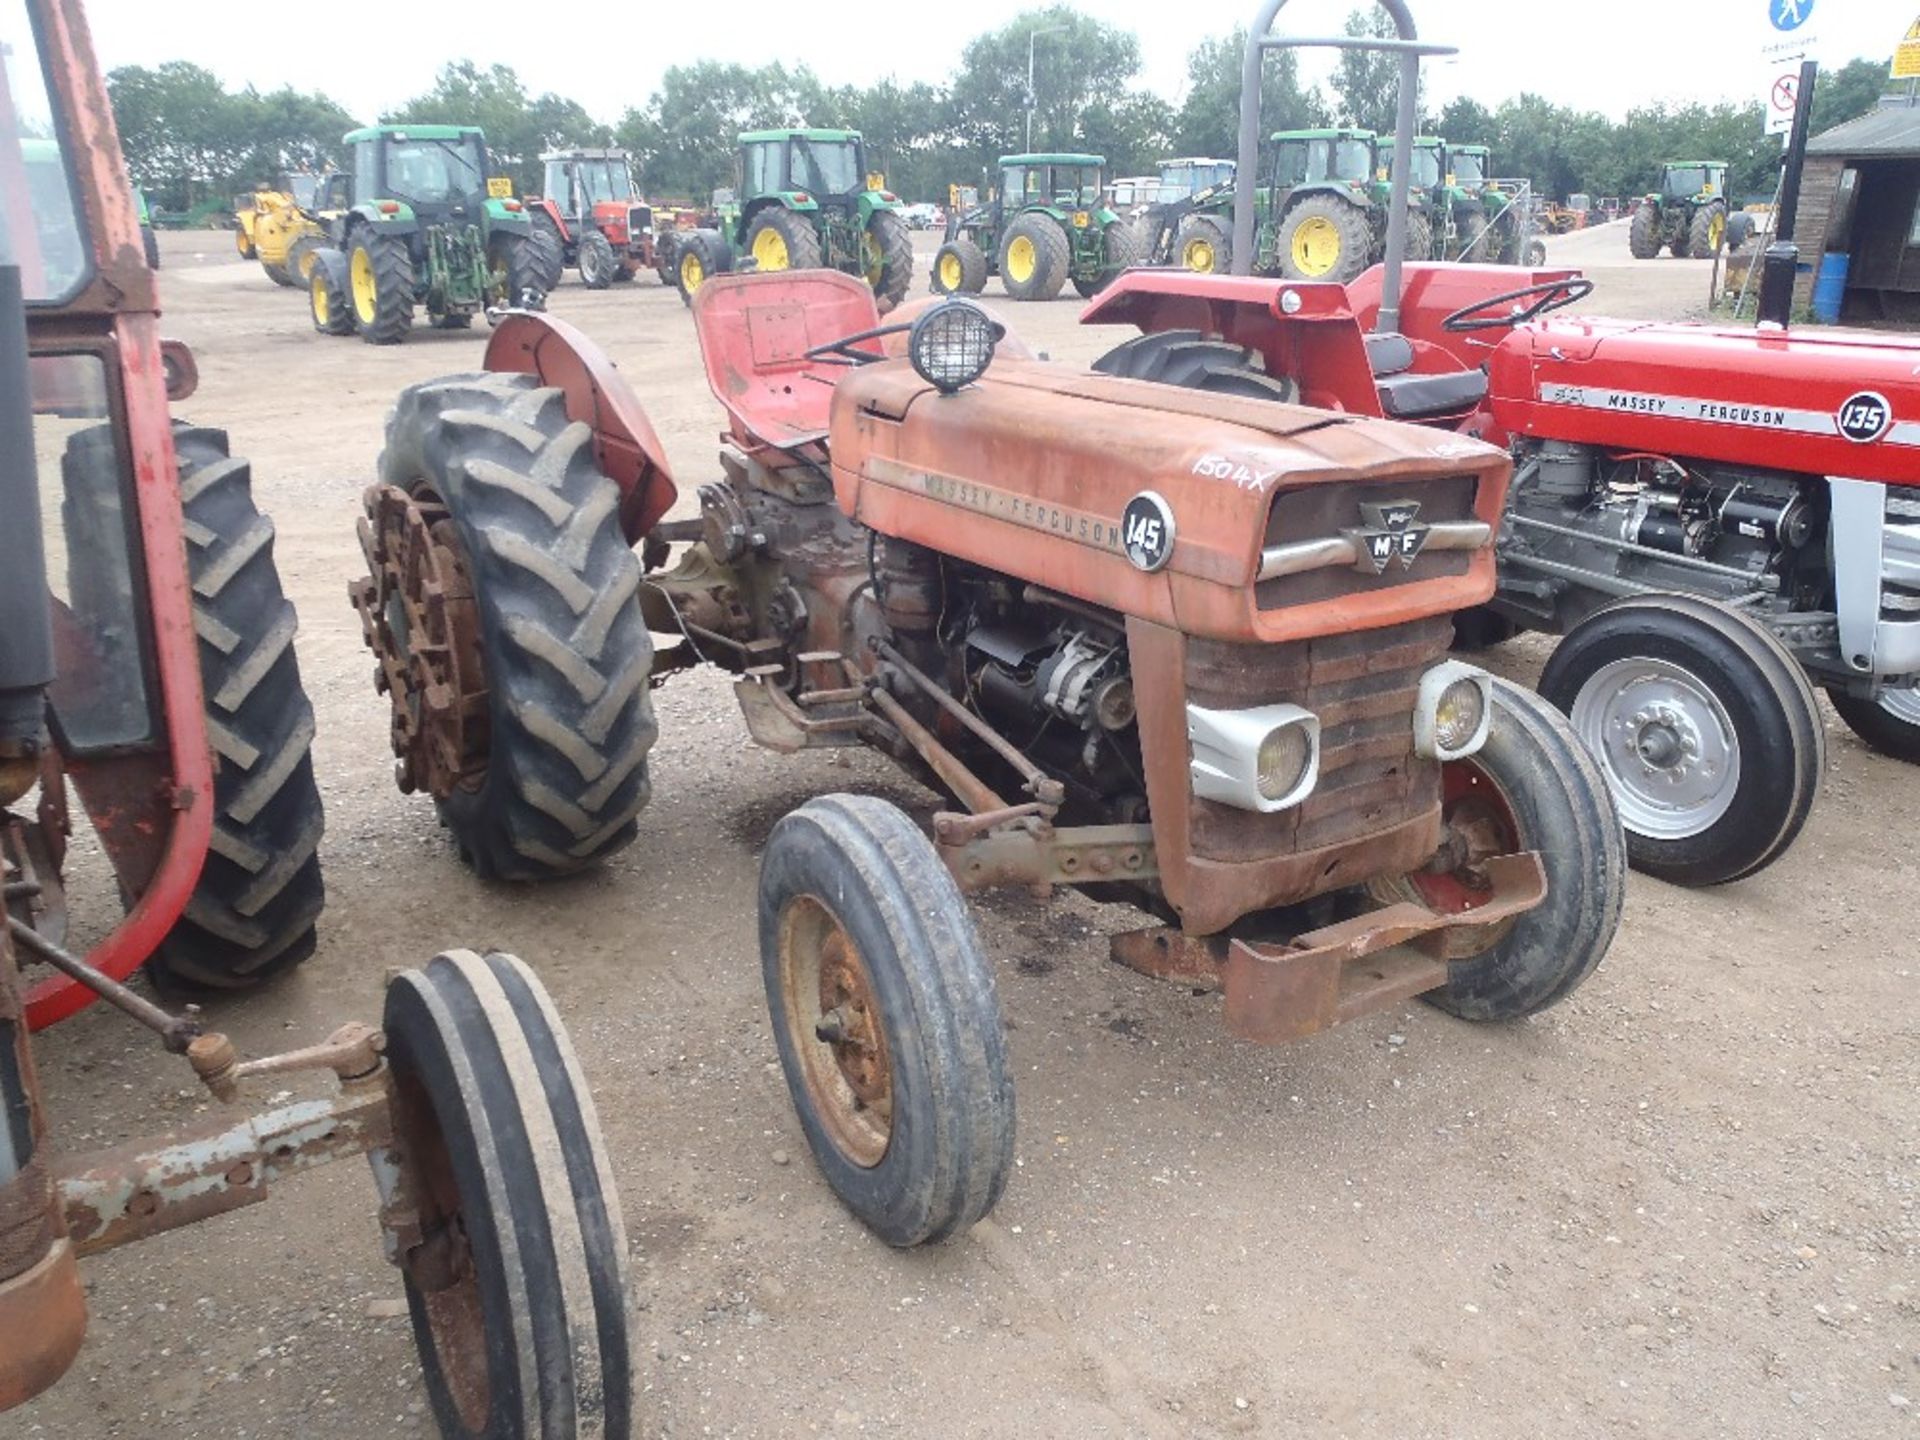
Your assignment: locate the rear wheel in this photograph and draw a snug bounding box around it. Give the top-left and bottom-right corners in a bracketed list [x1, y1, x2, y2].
[1404, 211, 1434, 263]
[1173, 214, 1232, 274]
[1072, 218, 1141, 298]
[931, 237, 989, 295]
[1091, 328, 1298, 403]
[1460, 209, 1492, 262]
[309, 251, 353, 335]
[530, 210, 568, 291]
[746, 207, 822, 273]
[153, 427, 326, 991]
[1278, 195, 1372, 283]
[577, 228, 617, 290]
[350, 230, 415, 345]
[1689, 201, 1726, 258]
[1539, 594, 1823, 886]
[997, 213, 1068, 301]
[362, 373, 656, 879]
[382, 949, 633, 1440]
[759, 795, 1014, 1247]
[1628, 202, 1661, 259]
[866, 209, 914, 313]
[1826, 685, 1920, 763]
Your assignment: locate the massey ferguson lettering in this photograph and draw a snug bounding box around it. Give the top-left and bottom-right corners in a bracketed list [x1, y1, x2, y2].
[1541, 384, 1823, 437]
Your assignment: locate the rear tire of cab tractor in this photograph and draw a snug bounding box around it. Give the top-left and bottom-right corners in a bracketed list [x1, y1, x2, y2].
[1073, 218, 1142, 299]
[1173, 214, 1232, 274]
[1374, 680, 1625, 1020]
[931, 237, 989, 295]
[382, 949, 634, 1440]
[530, 210, 568, 292]
[1278, 195, 1372, 283]
[1825, 686, 1920, 764]
[1460, 210, 1492, 262]
[139, 426, 326, 991]
[675, 230, 731, 306]
[759, 795, 1014, 1248]
[577, 228, 617, 290]
[1628, 202, 1662, 259]
[350, 230, 415, 345]
[1404, 211, 1435, 263]
[867, 209, 915, 313]
[1090, 329, 1299, 403]
[997, 213, 1068, 301]
[1538, 594, 1823, 886]
[746, 207, 823, 274]
[309, 250, 354, 335]
[375, 372, 656, 879]
[1689, 200, 1727, 258]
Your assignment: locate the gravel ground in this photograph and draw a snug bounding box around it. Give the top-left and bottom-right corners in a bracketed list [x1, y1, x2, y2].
[13, 225, 1917, 1439]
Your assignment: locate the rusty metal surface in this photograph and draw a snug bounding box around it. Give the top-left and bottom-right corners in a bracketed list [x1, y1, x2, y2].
[1109, 927, 1229, 991]
[352, 485, 491, 801]
[9, 919, 200, 1052]
[0, 1239, 87, 1412]
[875, 643, 1065, 809]
[867, 687, 1005, 816]
[938, 820, 1156, 893]
[188, 1022, 384, 1103]
[776, 894, 893, 1169]
[1220, 850, 1547, 1044]
[57, 1088, 391, 1256]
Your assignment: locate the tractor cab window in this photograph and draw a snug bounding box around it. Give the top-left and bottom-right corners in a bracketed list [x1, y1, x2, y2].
[1004, 166, 1043, 206]
[1664, 166, 1709, 198]
[1158, 163, 1199, 201]
[383, 135, 486, 206]
[1272, 141, 1317, 188]
[791, 138, 861, 198]
[1052, 166, 1101, 208]
[0, 2, 89, 304]
[353, 140, 379, 203]
[318, 172, 352, 210]
[1331, 139, 1373, 183]
[543, 158, 570, 200]
[576, 159, 631, 205]
[289, 174, 320, 208]
[743, 141, 783, 195]
[1453, 150, 1486, 184]
[1409, 146, 1442, 188]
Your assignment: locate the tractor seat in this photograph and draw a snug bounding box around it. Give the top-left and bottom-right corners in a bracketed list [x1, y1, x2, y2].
[1365, 329, 1488, 420]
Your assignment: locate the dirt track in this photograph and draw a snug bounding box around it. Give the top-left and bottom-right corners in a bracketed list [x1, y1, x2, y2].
[15, 227, 1918, 1439]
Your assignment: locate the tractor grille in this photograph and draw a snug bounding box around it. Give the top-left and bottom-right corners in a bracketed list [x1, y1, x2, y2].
[1257, 473, 1480, 610]
[1184, 615, 1450, 862]
[628, 205, 654, 235]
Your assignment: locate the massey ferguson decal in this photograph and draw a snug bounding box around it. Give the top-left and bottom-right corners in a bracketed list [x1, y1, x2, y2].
[1344, 499, 1430, 574]
[1538, 382, 1916, 447]
[1836, 391, 1893, 444]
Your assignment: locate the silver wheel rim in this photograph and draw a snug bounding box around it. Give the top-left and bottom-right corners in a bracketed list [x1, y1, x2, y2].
[1879, 686, 1920, 726]
[1569, 656, 1740, 839]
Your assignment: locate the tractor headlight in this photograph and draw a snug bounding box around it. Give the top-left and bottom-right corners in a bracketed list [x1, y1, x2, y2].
[1187, 703, 1320, 813]
[908, 300, 1003, 395]
[1414, 661, 1493, 761]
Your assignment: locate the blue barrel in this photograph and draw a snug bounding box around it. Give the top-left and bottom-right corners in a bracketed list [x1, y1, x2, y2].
[1812, 252, 1849, 323]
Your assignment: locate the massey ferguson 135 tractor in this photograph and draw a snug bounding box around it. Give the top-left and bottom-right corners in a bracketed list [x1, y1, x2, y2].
[2, 4, 632, 1433]
[673, 128, 915, 312]
[1083, 0, 1920, 888]
[932, 152, 1142, 300]
[526, 146, 659, 290]
[352, 266, 1626, 1246]
[305, 123, 557, 344]
[1628, 161, 1730, 259]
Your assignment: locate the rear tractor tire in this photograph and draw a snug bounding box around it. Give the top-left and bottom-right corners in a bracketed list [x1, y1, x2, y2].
[931, 237, 989, 295]
[382, 949, 633, 1440]
[759, 795, 1014, 1247]
[1628, 201, 1662, 259]
[745, 207, 823, 274]
[1173, 214, 1232, 275]
[866, 208, 914, 313]
[350, 230, 415, 345]
[1091, 328, 1298, 403]
[490, 230, 550, 313]
[530, 210, 568, 292]
[369, 372, 657, 879]
[1538, 594, 1824, 886]
[577, 227, 617, 290]
[1073, 217, 1141, 299]
[1278, 194, 1372, 283]
[997, 213, 1068, 301]
[1404, 210, 1435, 263]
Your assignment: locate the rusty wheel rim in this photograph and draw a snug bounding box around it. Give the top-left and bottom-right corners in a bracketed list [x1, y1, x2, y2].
[777, 895, 893, 1168]
[389, 1063, 492, 1431]
[1370, 758, 1524, 958]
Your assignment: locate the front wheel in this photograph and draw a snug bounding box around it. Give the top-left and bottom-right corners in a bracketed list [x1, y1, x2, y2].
[577, 227, 617, 289]
[489, 230, 549, 311]
[675, 229, 731, 306]
[350, 230, 415, 344]
[1539, 594, 1824, 886]
[382, 949, 633, 1440]
[1072, 217, 1142, 298]
[998, 213, 1068, 301]
[1377, 681, 1624, 1020]
[1173, 214, 1232, 274]
[1689, 201, 1726, 258]
[1826, 684, 1920, 763]
[931, 237, 988, 295]
[530, 210, 568, 291]
[866, 208, 914, 312]
[759, 795, 1014, 1247]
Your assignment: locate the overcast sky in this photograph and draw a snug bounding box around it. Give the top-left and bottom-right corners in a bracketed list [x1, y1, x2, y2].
[74, 0, 1903, 127]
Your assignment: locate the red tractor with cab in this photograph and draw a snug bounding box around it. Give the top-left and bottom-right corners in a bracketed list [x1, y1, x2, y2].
[526, 146, 660, 290]
[2, 1, 632, 1433]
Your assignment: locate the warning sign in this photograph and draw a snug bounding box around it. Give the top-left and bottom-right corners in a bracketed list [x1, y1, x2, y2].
[1895, 15, 1920, 80]
[1764, 56, 1803, 136]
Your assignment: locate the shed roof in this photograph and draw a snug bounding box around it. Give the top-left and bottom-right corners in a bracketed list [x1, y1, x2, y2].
[1807, 98, 1920, 159]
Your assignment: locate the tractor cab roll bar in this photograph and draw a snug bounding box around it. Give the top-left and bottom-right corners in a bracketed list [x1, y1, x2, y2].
[1233, 0, 1456, 334]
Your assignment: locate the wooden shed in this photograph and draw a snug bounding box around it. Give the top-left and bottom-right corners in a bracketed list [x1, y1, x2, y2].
[1796, 96, 1920, 325]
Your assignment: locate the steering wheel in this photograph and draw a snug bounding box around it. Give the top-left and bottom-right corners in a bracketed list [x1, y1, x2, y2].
[803, 320, 913, 366]
[1441, 277, 1594, 333]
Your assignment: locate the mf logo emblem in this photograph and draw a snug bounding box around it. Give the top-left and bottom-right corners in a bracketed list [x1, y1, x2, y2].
[1346, 499, 1430, 574]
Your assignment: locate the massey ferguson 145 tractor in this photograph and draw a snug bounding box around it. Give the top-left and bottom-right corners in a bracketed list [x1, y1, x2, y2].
[932, 152, 1142, 300]
[353, 266, 1626, 1244]
[527, 146, 659, 290]
[305, 123, 557, 344]
[2, 3, 632, 1433]
[1083, 0, 1920, 888]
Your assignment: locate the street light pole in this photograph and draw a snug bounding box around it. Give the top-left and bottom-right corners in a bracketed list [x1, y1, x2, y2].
[1026, 25, 1067, 152]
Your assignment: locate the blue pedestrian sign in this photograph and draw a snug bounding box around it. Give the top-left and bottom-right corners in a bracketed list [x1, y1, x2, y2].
[1770, 0, 1812, 31]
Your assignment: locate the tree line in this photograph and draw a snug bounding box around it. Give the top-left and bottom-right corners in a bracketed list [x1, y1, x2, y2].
[110, 5, 1895, 213]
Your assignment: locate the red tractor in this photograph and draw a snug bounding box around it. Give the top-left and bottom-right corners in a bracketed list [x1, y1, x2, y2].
[526, 147, 660, 290]
[2, 1, 631, 1432]
[1080, 0, 1920, 887]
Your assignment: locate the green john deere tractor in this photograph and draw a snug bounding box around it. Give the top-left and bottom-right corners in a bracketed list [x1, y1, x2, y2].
[932, 153, 1141, 301]
[1628, 161, 1729, 259]
[672, 128, 914, 311]
[1442, 142, 1499, 261]
[305, 124, 556, 344]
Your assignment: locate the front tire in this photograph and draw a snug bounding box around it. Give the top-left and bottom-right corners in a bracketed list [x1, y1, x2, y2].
[383, 950, 633, 1440]
[997, 213, 1068, 301]
[1826, 685, 1920, 763]
[1073, 217, 1141, 298]
[759, 795, 1014, 1247]
[1539, 594, 1824, 886]
[350, 230, 415, 344]
[931, 237, 989, 295]
[675, 229, 731, 305]
[577, 227, 617, 290]
[309, 250, 354, 335]
[490, 230, 549, 311]
[1173, 213, 1232, 274]
[866, 208, 914, 312]
[530, 210, 568, 291]
[370, 373, 657, 878]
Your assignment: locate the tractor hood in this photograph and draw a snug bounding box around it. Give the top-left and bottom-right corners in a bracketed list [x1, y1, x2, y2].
[830, 356, 1510, 645]
[1488, 317, 1920, 484]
